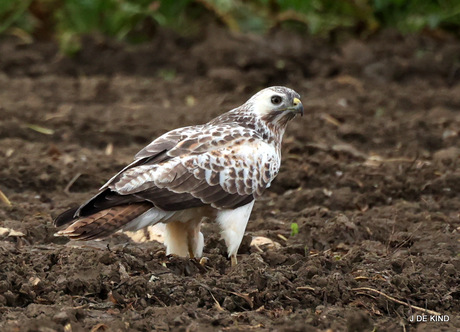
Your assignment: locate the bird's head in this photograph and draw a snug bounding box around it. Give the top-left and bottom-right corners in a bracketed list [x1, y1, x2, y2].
[246, 86, 303, 128]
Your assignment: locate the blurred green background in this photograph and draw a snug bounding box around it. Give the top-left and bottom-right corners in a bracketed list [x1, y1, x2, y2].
[1, 0, 460, 54]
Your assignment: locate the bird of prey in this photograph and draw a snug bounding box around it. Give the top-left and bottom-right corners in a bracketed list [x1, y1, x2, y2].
[55, 86, 303, 266]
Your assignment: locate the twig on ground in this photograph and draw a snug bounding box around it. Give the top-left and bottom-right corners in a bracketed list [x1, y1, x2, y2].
[198, 283, 225, 312]
[352, 287, 441, 316]
[64, 173, 82, 194]
[0, 188, 12, 206]
[277, 234, 288, 242]
[209, 290, 225, 312]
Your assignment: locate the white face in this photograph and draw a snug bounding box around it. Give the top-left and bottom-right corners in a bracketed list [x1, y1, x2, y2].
[245, 86, 302, 119]
[249, 88, 287, 116]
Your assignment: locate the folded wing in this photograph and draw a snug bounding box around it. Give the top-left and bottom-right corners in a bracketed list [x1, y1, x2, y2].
[54, 124, 279, 238]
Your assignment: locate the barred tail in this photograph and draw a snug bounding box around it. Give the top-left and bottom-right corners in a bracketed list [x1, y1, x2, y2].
[55, 203, 152, 241]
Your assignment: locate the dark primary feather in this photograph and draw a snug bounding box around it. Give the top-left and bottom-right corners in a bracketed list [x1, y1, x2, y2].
[54, 206, 80, 227]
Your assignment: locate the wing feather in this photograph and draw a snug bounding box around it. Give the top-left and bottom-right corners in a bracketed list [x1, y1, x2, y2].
[109, 137, 279, 209]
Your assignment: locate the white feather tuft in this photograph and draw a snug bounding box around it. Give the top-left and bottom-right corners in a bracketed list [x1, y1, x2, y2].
[123, 208, 175, 231]
[216, 200, 255, 258]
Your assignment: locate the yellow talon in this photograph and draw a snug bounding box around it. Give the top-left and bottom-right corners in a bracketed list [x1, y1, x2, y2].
[188, 249, 195, 259]
[231, 255, 238, 267]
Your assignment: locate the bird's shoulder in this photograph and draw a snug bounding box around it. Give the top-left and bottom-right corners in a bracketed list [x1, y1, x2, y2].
[138, 119, 270, 159]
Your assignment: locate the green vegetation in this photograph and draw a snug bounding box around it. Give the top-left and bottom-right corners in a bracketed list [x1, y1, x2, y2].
[1, 0, 460, 53]
[290, 222, 299, 236]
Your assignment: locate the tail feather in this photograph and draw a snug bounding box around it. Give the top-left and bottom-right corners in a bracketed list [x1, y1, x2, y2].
[56, 203, 152, 240]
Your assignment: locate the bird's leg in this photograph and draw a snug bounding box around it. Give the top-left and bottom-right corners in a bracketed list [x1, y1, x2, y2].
[216, 201, 255, 267]
[186, 218, 204, 259]
[165, 221, 189, 257]
[231, 255, 238, 267]
[188, 242, 195, 259]
[165, 219, 204, 259]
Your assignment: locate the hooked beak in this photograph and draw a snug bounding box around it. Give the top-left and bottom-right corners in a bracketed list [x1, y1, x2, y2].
[290, 97, 304, 116]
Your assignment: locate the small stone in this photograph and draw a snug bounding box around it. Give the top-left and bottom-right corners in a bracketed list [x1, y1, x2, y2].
[433, 147, 460, 165]
[99, 252, 115, 265]
[3, 290, 17, 306]
[53, 311, 70, 325]
[347, 311, 371, 332]
[0, 280, 10, 293]
[439, 263, 456, 276]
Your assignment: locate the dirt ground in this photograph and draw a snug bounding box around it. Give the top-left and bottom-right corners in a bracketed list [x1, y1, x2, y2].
[0, 27, 459, 331]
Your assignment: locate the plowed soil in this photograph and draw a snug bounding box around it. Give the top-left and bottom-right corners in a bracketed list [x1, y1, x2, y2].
[1, 27, 459, 331]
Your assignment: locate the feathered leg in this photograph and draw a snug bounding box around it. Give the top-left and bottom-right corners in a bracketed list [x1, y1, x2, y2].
[165, 219, 204, 258]
[216, 200, 255, 266]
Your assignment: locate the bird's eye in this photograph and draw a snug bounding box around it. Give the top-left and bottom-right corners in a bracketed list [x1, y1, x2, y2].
[271, 95, 282, 105]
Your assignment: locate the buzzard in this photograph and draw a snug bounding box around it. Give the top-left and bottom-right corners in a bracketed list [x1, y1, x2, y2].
[55, 86, 303, 266]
